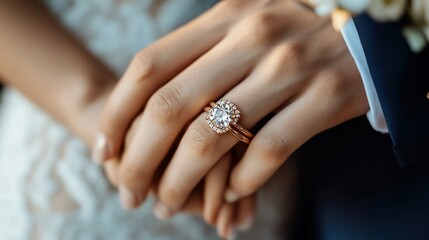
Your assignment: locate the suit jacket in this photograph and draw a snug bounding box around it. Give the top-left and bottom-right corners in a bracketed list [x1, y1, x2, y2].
[354, 14, 429, 166]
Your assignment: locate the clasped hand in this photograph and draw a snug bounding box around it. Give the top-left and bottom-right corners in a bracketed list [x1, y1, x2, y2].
[92, 0, 368, 238]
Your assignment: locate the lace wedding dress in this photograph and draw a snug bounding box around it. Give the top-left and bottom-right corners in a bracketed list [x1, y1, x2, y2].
[0, 1, 295, 239]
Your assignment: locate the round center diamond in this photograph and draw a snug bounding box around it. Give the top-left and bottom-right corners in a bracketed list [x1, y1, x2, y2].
[206, 100, 241, 133]
[209, 103, 233, 129]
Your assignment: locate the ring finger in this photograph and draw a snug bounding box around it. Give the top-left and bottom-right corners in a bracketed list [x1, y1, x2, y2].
[117, 36, 261, 209]
[155, 44, 307, 214]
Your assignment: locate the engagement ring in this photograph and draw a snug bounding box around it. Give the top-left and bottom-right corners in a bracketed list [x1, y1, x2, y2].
[204, 99, 254, 144]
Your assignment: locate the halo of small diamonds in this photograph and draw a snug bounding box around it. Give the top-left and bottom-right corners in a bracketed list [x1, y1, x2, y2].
[206, 99, 241, 134]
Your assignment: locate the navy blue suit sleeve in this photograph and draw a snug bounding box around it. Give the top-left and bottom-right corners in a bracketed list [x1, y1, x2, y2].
[353, 14, 429, 166]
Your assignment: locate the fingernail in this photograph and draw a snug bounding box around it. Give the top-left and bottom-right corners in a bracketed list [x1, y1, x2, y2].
[119, 186, 139, 210]
[216, 224, 222, 239]
[237, 215, 254, 232]
[226, 226, 237, 240]
[154, 201, 174, 220]
[91, 132, 111, 164]
[225, 189, 239, 203]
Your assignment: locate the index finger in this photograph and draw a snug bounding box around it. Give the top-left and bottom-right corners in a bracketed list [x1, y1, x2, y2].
[93, 2, 232, 164]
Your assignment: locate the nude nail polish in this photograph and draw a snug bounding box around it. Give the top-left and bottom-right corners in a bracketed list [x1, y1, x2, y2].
[91, 132, 110, 164]
[119, 186, 139, 210]
[153, 201, 173, 220]
[225, 189, 239, 203]
[237, 215, 254, 231]
[226, 226, 237, 240]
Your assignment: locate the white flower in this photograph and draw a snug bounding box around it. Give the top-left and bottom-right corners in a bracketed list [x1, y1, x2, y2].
[403, 26, 427, 52]
[312, 0, 429, 52]
[312, 0, 371, 15]
[409, 0, 429, 39]
[409, 0, 429, 24]
[367, 0, 407, 22]
[312, 0, 338, 16]
[338, 0, 371, 13]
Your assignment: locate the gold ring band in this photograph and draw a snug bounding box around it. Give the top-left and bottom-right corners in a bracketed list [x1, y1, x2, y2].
[204, 99, 254, 144]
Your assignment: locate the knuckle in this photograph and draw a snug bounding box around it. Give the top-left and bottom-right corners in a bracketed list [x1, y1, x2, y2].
[262, 42, 304, 82]
[318, 68, 343, 85]
[315, 69, 348, 100]
[240, 11, 278, 47]
[120, 164, 148, 186]
[315, 67, 367, 116]
[254, 133, 288, 162]
[274, 42, 303, 66]
[202, 0, 243, 30]
[134, 49, 155, 66]
[130, 48, 157, 82]
[147, 85, 184, 125]
[160, 185, 184, 204]
[218, 0, 275, 23]
[186, 121, 219, 155]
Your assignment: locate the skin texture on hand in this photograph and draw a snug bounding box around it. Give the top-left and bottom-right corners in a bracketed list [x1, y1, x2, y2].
[0, 0, 117, 147]
[103, 113, 256, 239]
[0, 1, 236, 237]
[97, 0, 368, 224]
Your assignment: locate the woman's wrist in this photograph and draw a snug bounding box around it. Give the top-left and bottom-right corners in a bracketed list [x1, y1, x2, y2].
[68, 71, 116, 148]
[0, 1, 117, 148]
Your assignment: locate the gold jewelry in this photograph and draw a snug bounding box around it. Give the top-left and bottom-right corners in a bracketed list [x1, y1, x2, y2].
[204, 99, 254, 144]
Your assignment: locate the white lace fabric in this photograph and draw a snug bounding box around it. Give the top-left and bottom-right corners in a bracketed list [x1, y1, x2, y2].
[0, 1, 295, 239]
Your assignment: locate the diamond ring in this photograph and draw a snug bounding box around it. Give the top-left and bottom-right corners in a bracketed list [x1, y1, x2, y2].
[204, 99, 254, 144]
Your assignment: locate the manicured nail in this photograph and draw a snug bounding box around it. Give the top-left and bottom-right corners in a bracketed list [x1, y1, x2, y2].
[226, 226, 237, 240]
[237, 215, 254, 232]
[91, 132, 111, 164]
[216, 224, 222, 239]
[225, 189, 239, 203]
[154, 201, 174, 220]
[119, 186, 139, 210]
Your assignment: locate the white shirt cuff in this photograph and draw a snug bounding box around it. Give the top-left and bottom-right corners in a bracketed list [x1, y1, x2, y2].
[341, 20, 389, 133]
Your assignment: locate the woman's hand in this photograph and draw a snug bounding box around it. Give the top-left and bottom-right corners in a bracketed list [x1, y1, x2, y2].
[103, 115, 256, 239]
[96, 0, 368, 221]
[0, 1, 252, 238]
